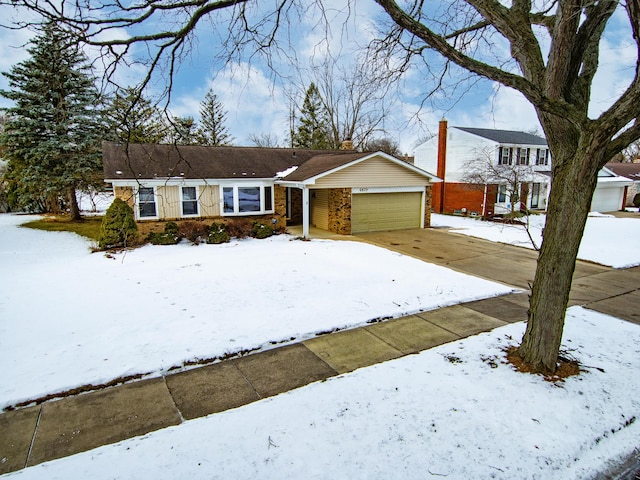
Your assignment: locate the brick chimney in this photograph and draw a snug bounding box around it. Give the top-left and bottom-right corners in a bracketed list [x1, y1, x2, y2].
[340, 138, 354, 150]
[436, 118, 448, 213]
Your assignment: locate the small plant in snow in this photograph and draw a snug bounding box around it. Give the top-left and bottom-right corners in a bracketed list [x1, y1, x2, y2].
[98, 198, 138, 249]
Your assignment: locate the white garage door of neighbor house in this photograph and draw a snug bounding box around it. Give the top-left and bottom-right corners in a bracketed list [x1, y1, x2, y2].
[352, 192, 423, 234]
[591, 187, 623, 213]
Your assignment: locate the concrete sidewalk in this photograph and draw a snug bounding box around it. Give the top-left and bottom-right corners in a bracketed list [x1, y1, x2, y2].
[1, 228, 638, 475]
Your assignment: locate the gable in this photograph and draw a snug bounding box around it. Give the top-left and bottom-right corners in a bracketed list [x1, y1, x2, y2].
[311, 155, 432, 188]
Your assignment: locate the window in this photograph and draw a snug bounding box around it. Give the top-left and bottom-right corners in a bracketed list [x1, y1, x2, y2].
[517, 148, 529, 165]
[536, 148, 549, 166]
[238, 187, 261, 212]
[264, 186, 273, 211]
[139, 187, 157, 218]
[497, 184, 507, 203]
[182, 187, 198, 216]
[222, 185, 274, 215]
[223, 187, 234, 213]
[499, 147, 512, 165]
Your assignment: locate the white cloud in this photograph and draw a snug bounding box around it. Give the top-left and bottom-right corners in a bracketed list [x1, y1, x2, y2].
[170, 61, 291, 145]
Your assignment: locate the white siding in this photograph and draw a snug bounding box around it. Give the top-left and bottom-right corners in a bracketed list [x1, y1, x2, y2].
[414, 128, 498, 183]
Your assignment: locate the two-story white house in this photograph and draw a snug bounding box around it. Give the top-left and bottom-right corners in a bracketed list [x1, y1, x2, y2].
[415, 120, 631, 216]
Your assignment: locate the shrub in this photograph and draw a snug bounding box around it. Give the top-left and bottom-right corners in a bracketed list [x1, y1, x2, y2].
[164, 221, 179, 235]
[178, 221, 208, 244]
[148, 222, 180, 245]
[252, 221, 273, 239]
[207, 222, 230, 244]
[98, 198, 138, 249]
[226, 218, 253, 238]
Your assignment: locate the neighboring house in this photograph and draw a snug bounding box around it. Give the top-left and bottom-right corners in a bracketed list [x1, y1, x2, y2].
[103, 142, 440, 238]
[605, 161, 640, 206]
[414, 120, 631, 216]
[414, 120, 551, 216]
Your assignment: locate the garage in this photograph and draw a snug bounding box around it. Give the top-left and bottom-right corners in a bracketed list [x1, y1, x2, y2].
[590, 168, 632, 213]
[591, 185, 625, 213]
[352, 191, 423, 233]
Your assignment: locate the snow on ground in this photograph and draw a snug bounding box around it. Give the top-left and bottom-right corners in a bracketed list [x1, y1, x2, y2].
[432, 212, 640, 269]
[6, 307, 640, 480]
[0, 214, 515, 409]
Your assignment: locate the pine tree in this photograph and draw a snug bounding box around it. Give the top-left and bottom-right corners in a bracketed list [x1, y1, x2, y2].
[0, 22, 103, 218]
[196, 90, 233, 146]
[104, 87, 168, 144]
[292, 83, 332, 150]
[170, 116, 198, 145]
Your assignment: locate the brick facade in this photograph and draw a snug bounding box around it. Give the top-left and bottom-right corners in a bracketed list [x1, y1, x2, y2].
[424, 185, 433, 227]
[328, 188, 352, 234]
[435, 182, 497, 217]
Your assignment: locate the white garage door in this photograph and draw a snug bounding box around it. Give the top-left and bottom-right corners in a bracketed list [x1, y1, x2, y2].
[352, 192, 423, 233]
[591, 187, 624, 213]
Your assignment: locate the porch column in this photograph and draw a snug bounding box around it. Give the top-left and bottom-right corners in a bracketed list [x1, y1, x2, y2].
[302, 187, 310, 239]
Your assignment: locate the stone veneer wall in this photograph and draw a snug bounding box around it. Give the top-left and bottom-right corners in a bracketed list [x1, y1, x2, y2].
[273, 185, 288, 227]
[114, 186, 135, 209]
[424, 185, 433, 228]
[328, 188, 352, 234]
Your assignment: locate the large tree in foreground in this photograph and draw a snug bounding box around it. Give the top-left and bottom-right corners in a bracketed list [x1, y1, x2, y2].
[6, 0, 639, 373]
[0, 22, 103, 218]
[372, 0, 640, 373]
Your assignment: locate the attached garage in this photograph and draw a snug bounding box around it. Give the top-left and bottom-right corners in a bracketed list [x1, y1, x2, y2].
[277, 151, 441, 238]
[352, 190, 423, 233]
[591, 186, 625, 213]
[590, 168, 633, 213]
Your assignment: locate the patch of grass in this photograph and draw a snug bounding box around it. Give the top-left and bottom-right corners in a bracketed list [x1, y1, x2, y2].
[21, 215, 103, 241]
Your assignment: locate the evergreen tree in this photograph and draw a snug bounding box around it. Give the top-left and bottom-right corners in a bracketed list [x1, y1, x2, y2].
[0, 22, 103, 218]
[104, 87, 168, 144]
[170, 116, 198, 145]
[292, 83, 332, 150]
[196, 90, 233, 146]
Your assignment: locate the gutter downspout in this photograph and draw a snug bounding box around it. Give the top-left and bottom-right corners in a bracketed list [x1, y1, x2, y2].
[482, 184, 488, 217]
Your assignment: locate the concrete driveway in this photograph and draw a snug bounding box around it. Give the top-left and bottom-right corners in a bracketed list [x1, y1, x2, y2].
[355, 227, 640, 322]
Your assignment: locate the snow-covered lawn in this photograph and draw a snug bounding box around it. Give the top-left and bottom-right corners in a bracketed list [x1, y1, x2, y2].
[0, 214, 514, 410]
[432, 212, 640, 268]
[7, 308, 640, 480]
[2, 210, 639, 480]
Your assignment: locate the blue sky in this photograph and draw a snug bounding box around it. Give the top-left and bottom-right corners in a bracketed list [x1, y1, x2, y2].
[0, 1, 636, 154]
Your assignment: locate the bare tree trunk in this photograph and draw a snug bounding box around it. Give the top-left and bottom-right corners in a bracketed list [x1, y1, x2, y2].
[68, 187, 81, 220]
[517, 141, 600, 373]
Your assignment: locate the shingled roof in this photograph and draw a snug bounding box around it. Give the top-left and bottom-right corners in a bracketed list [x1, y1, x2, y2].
[103, 142, 370, 181]
[605, 162, 640, 181]
[454, 127, 548, 146]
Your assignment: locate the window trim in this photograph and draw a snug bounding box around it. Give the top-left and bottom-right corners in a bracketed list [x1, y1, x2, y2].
[180, 185, 199, 218]
[536, 148, 549, 166]
[498, 147, 512, 166]
[137, 186, 158, 220]
[516, 147, 530, 165]
[220, 184, 275, 216]
[496, 184, 508, 204]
